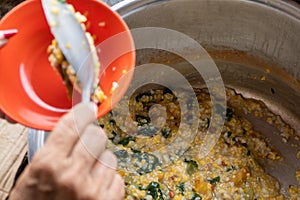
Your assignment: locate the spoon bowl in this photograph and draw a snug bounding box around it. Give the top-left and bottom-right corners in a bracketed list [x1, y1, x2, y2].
[42, 0, 95, 103]
[0, 0, 135, 131]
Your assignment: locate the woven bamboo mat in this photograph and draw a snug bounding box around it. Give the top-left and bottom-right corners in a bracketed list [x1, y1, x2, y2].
[0, 119, 27, 200]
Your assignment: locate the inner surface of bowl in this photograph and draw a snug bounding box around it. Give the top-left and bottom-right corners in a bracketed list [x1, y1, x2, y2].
[0, 0, 135, 130]
[112, 0, 300, 197]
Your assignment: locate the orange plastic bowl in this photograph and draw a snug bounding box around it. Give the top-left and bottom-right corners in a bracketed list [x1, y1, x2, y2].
[0, 0, 135, 130]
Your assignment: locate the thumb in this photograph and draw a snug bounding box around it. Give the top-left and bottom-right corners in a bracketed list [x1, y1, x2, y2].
[0, 39, 8, 48]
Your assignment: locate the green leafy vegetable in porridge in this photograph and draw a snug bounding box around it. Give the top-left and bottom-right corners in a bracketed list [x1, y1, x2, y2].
[98, 87, 300, 200]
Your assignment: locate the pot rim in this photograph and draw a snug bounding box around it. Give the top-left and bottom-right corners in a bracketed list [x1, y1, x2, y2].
[112, 0, 300, 20]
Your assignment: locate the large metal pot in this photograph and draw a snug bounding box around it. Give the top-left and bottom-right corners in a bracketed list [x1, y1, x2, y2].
[115, 0, 300, 124]
[29, 0, 300, 196]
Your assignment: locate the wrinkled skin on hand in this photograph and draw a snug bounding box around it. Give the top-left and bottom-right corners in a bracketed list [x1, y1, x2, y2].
[10, 103, 125, 200]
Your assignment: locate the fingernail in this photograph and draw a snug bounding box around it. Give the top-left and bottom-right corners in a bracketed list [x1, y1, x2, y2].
[88, 102, 98, 117]
[99, 150, 118, 170]
[2, 29, 18, 39]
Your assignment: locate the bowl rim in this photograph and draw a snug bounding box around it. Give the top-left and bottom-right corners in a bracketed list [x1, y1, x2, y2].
[0, 0, 136, 131]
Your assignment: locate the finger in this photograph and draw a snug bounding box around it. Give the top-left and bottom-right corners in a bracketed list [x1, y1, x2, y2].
[92, 150, 118, 190]
[9, 167, 39, 200]
[105, 174, 125, 200]
[0, 110, 4, 119]
[0, 109, 16, 123]
[97, 150, 118, 172]
[0, 29, 18, 39]
[5, 115, 16, 123]
[0, 39, 7, 48]
[70, 124, 107, 169]
[45, 102, 97, 156]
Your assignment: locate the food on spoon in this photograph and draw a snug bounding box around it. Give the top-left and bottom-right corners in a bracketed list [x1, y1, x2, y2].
[47, 2, 106, 104]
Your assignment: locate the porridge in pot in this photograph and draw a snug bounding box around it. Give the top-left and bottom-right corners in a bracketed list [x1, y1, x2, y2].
[98, 87, 300, 200]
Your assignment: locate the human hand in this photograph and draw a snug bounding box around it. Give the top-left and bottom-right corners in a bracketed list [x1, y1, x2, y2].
[0, 29, 18, 48]
[0, 109, 5, 119]
[0, 109, 16, 123]
[10, 102, 125, 200]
